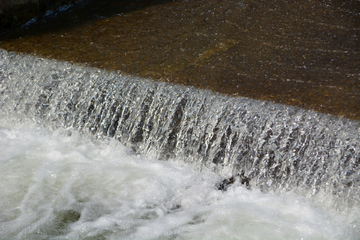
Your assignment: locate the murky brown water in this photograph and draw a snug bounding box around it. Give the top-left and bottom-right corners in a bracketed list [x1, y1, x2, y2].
[1, 0, 359, 120]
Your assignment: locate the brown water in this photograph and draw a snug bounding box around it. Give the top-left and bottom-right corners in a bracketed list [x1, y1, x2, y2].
[1, 0, 359, 120]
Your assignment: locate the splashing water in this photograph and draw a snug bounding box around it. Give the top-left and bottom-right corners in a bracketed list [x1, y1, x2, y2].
[0, 124, 357, 239]
[0, 49, 359, 239]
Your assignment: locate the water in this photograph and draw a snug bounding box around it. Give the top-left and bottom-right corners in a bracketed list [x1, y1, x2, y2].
[2, 0, 359, 120]
[0, 123, 355, 240]
[0, 49, 360, 239]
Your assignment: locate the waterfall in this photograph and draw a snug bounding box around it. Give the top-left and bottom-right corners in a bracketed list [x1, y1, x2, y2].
[1, 49, 359, 213]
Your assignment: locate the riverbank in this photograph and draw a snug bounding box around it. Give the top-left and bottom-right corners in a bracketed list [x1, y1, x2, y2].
[0, 0, 82, 29]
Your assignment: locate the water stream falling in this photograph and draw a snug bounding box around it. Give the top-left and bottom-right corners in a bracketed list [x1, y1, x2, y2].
[0, 49, 359, 239]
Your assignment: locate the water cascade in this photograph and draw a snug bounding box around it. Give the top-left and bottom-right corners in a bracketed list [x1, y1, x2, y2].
[1, 49, 360, 238]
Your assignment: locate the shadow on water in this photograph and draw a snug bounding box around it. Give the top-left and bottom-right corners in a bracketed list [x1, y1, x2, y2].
[0, 0, 178, 40]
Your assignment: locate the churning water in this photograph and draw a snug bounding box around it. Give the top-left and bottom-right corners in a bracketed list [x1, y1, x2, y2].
[0, 49, 359, 239]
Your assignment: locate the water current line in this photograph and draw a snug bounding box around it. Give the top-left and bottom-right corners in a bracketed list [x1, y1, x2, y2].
[0, 49, 359, 213]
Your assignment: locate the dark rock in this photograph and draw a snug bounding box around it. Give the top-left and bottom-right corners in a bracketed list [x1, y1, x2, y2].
[217, 173, 251, 191]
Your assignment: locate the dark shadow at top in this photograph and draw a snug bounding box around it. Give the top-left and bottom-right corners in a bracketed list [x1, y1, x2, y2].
[0, 0, 178, 41]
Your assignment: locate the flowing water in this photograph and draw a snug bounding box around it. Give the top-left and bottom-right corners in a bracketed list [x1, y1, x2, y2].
[1, 0, 359, 120]
[0, 50, 360, 239]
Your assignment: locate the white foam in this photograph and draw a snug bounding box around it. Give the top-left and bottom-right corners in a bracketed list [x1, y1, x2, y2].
[0, 121, 356, 240]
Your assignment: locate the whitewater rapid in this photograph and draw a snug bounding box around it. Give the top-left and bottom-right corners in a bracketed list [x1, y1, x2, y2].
[0, 121, 356, 239]
[0, 49, 359, 239]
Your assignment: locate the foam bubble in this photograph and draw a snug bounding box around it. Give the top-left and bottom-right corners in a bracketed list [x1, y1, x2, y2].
[0, 123, 356, 240]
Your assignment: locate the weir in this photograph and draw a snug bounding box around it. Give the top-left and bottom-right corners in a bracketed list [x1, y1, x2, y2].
[1, 49, 359, 213]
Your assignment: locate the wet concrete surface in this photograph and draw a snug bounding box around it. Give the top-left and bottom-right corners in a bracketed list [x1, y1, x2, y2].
[0, 0, 359, 120]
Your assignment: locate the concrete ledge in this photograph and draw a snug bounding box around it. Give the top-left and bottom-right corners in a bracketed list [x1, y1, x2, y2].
[0, 0, 82, 29]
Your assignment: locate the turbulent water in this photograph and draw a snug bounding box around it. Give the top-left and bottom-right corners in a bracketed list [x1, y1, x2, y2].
[0, 123, 356, 240]
[0, 49, 360, 239]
